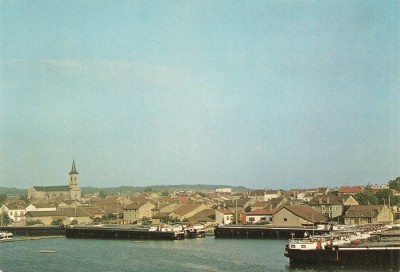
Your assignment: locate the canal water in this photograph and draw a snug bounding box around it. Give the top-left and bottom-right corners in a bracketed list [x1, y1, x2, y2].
[0, 237, 396, 272]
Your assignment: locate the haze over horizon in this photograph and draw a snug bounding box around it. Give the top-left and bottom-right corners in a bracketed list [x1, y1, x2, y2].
[1, 1, 399, 190]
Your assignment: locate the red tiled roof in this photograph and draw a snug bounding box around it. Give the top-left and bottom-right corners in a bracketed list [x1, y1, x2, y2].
[246, 209, 277, 215]
[283, 205, 327, 223]
[338, 186, 363, 193]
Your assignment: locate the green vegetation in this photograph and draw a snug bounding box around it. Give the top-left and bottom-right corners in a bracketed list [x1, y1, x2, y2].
[51, 219, 64, 226]
[354, 188, 400, 206]
[80, 184, 249, 195]
[1, 212, 11, 226]
[26, 219, 43, 226]
[98, 190, 107, 199]
[388, 177, 400, 191]
[0, 187, 26, 196]
[161, 216, 179, 224]
[101, 213, 117, 223]
[0, 194, 7, 205]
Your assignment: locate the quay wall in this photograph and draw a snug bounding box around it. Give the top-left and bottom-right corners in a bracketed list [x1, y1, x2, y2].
[214, 226, 330, 239]
[0, 226, 65, 236]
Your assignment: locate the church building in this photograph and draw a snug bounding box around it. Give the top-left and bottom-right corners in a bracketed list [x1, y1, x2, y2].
[27, 160, 82, 201]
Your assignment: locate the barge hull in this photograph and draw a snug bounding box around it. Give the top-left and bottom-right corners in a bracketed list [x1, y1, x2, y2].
[65, 227, 183, 240]
[287, 247, 400, 266]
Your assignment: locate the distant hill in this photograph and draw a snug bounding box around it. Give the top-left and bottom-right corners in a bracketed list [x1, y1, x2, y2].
[0, 187, 27, 196]
[0, 185, 250, 196]
[82, 184, 250, 195]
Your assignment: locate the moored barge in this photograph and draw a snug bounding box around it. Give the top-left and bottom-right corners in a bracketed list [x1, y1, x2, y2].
[284, 231, 400, 267]
[65, 225, 185, 240]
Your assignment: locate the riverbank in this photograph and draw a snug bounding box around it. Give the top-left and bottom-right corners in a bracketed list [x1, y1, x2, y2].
[1, 236, 65, 243]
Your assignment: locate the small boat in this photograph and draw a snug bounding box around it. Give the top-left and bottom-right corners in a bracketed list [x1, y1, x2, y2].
[184, 224, 206, 238]
[38, 250, 56, 253]
[0, 231, 13, 241]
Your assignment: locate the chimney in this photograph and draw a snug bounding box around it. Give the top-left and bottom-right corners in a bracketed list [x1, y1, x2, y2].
[327, 197, 330, 204]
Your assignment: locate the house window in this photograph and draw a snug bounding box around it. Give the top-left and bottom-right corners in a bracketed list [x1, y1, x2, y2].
[284, 218, 287, 222]
[249, 217, 255, 222]
[322, 206, 325, 211]
[329, 206, 332, 211]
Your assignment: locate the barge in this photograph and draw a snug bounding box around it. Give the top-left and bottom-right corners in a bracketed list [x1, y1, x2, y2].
[65, 225, 185, 240]
[214, 225, 330, 239]
[284, 230, 400, 267]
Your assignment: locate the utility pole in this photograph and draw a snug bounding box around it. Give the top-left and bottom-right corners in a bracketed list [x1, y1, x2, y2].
[235, 199, 238, 225]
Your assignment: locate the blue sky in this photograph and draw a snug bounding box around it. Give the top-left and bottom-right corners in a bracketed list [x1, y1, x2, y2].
[1, 1, 399, 189]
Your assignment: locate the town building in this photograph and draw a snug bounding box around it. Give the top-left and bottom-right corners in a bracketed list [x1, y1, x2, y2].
[215, 209, 234, 225]
[123, 201, 155, 224]
[343, 205, 394, 225]
[0, 204, 26, 223]
[27, 160, 82, 201]
[272, 205, 327, 227]
[245, 208, 276, 224]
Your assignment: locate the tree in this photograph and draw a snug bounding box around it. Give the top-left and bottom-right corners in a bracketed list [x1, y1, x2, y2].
[19, 195, 29, 206]
[144, 187, 153, 192]
[161, 216, 178, 224]
[102, 213, 117, 223]
[388, 177, 400, 191]
[353, 191, 378, 205]
[0, 194, 7, 205]
[26, 219, 43, 226]
[0, 212, 11, 226]
[98, 190, 107, 199]
[51, 219, 64, 226]
[161, 191, 169, 197]
[376, 189, 392, 205]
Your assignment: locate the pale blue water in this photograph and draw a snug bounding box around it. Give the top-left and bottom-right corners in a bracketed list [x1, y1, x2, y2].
[1, 237, 288, 272]
[0, 237, 397, 272]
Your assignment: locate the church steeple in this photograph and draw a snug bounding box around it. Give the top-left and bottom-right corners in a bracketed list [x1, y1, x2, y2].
[69, 160, 79, 175]
[68, 160, 81, 200]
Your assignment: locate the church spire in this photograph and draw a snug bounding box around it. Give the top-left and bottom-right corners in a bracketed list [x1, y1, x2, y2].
[69, 160, 79, 175]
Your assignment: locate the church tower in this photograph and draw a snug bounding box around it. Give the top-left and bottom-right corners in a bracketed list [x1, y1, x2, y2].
[69, 160, 81, 200]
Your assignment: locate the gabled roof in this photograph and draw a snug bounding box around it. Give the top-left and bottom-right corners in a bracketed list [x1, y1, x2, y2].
[187, 209, 215, 223]
[282, 205, 327, 223]
[246, 208, 276, 215]
[61, 207, 90, 217]
[3, 204, 25, 210]
[308, 195, 342, 205]
[26, 211, 65, 217]
[252, 201, 268, 208]
[33, 186, 70, 192]
[79, 206, 104, 217]
[124, 201, 153, 210]
[31, 203, 57, 209]
[172, 203, 203, 216]
[338, 186, 363, 194]
[216, 209, 234, 215]
[249, 190, 265, 196]
[344, 205, 384, 218]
